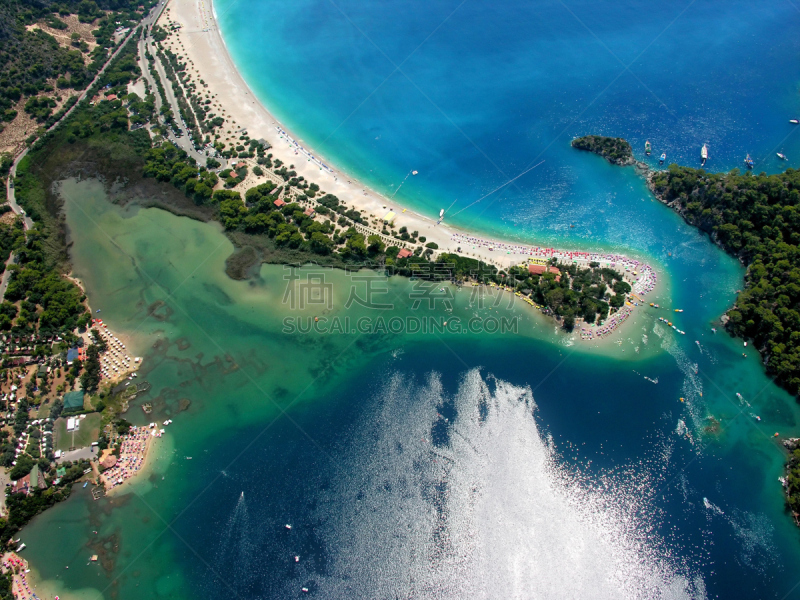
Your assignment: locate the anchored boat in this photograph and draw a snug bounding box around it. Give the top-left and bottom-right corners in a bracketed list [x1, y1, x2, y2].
[778, 153, 788, 160]
[645, 140, 652, 155]
[744, 154, 754, 169]
[659, 153, 666, 164]
[700, 144, 708, 166]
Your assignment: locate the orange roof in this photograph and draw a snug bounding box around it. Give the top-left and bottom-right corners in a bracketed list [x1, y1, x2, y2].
[528, 264, 561, 281]
[397, 248, 413, 259]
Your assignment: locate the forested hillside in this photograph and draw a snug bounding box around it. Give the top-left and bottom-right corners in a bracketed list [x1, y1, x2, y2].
[650, 166, 800, 397]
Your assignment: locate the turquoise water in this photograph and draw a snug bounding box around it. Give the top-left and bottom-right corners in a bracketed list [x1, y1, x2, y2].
[15, 172, 800, 598]
[216, 0, 800, 249]
[16, 1, 800, 598]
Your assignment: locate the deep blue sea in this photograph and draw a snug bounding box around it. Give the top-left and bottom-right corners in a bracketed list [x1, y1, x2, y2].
[216, 0, 800, 251]
[215, 0, 800, 597]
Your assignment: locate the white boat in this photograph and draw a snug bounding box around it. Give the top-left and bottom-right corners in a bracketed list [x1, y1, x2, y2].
[778, 153, 788, 160]
[700, 144, 708, 165]
[285, 524, 292, 530]
[791, 120, 799, 124]
[439, 209, 445, 218]
[412, 170, 418, 175]
[703, 497, 712, 510]
[16, 543, 25, 552]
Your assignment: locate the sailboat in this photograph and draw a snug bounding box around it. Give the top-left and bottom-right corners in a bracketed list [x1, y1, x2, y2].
[744, 154, 754, 169]
[645, 140, 652, 155]
[700, 144, 708, 166]
[659, 153, 666, 164]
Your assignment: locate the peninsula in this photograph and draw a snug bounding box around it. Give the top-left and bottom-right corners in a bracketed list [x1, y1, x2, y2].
[108, 0, 659, 339]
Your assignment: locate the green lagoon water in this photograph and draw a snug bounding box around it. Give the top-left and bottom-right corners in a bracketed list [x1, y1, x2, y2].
[15, 178, 800, 599]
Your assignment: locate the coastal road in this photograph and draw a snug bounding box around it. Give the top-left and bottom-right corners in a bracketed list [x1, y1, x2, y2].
[3, 1, 170, 227]
[139, 17, 209, 166]
[5, 171, 33, 231]
[0, 252, 15, 301]
[142, 38, 209, 165]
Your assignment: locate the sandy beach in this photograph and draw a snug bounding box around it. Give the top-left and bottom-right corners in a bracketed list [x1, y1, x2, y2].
[152, 0, 663, 340]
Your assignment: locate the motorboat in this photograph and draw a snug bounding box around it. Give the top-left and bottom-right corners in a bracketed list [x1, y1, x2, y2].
[744, 154, 754, 169]
[791, 120, 799, 124]
[659, 153, 666, 164]
[700, 144, 708, 166]
[778, 153, 788, 160]
[645, 140, 652, 155]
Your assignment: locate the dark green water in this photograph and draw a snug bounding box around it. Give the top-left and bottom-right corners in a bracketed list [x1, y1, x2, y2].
[17, 178, 800, 599]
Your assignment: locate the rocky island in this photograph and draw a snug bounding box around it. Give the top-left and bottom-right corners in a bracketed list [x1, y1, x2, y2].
[571, 135, 636, 166]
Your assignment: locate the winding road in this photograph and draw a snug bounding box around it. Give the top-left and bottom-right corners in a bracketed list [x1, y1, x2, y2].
[4, 1, 170, 232]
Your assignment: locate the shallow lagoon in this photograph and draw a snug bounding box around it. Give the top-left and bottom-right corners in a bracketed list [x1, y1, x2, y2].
[13, 178, 800, 599]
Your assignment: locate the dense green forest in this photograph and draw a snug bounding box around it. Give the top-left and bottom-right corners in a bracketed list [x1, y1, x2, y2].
[650, 166, 800, 398]
[506, 262, 630, 328]
[571, 135, 634, 165]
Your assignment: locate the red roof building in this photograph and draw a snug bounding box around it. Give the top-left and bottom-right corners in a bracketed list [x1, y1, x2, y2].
[235, 162, 247, 169]
[303, 207, 315, 217]
[274, 199, 286, 208]
[397, 248, 413, 259]
[528, 264, 561, 281]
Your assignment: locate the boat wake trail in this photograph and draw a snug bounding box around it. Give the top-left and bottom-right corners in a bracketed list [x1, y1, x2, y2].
[304, 369, 705, 599]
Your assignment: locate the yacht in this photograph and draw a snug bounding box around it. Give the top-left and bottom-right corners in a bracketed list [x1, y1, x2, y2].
[645, 140, 651, 155]
[700, 144, 708, 166]
[791, 119, 799, 124]
[777, 153, 788, 160]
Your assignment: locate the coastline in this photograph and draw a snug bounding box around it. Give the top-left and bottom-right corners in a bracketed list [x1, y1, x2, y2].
[162, 0, 665, 268]
[102, 432, 167, 497]
[158, 0, 664, 340]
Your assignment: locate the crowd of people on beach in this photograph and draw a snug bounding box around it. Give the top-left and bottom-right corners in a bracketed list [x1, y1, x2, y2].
[100, 426, 154, 490]
[450, 234, 657, 340]
[92, 319, 139, 381]
[579, 306, 633, 341]
[450, 233, 657, 291]
[3, 553, 38, 600]
[275, 126, 334, 174]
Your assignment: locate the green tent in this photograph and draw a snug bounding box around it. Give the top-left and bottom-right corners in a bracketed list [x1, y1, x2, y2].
[63, 390, 85, 411]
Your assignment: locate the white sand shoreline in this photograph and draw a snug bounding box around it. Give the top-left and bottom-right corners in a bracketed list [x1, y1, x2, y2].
[157, 0, 663, 339]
